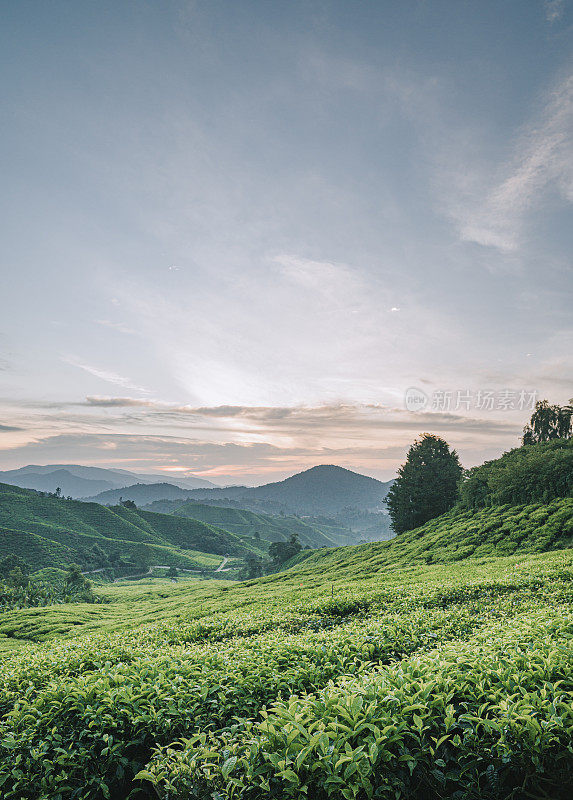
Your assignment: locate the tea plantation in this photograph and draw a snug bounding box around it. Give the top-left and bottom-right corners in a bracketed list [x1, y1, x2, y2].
[0, 482, 266, 572]
[0, 536, 571, 798]
[0, 439, 571, 800]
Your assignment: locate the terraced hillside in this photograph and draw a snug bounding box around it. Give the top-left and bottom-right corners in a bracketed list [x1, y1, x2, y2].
[146, 499, 354, 547]
[0, 482, 265, 571]
[287, 496, 573, 573]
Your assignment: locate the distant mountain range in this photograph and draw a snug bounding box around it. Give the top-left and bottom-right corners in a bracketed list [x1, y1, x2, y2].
[85, 465, 394, 530]
[84, 483, 200, 506]
[0, 464, 217, 498]
[176, 465, 393, 516]
[0, 463, 394, 542]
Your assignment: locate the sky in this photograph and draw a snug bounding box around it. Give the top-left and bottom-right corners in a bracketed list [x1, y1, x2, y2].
[0, 0, 572, 485]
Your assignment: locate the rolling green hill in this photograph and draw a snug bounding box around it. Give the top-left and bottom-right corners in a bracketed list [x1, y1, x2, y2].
[0, 510, 571, 799]
[0, 482, 265, 571]
[146, 499, 354, 547]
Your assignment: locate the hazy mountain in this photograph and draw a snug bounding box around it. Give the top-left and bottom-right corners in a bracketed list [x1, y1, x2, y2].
[0, 468, 118, 498]
[181, 465, 394, 518]
[248, 465, 393, 513]
[84, 483, 198, 505]
[0, 464, 217, 497]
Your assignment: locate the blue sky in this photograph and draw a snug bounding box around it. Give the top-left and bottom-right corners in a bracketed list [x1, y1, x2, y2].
[0, 0, 572, 483]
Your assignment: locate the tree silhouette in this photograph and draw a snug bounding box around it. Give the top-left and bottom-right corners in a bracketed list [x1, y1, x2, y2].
[522, 399, 573, 445]
[386, 434, 462, 534]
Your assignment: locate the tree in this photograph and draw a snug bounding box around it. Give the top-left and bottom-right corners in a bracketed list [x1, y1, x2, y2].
[0, 555, 31, 579]
[386, 433, 463, 534]
[6, 567, 29, 589]
[119, 498, 137, 509]
[166, 566, 178, 580]
[65, 563, 88, 589]
[91, 544, 109, 568]
[268, 534, 302, 568]
[243, 554, 264, 579]
[522, 399, 573, 445]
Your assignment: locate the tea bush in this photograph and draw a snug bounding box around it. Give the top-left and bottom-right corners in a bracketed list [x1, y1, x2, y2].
[0, 551, 571, 799]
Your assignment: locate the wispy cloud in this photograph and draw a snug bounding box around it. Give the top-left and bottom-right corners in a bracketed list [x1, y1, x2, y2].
[545, 0, 565, 24]
[61, 356, 149, 393]
[96, 320, 137, 335]
[76, 397, 523, 439]
[452, 74, 573, 252]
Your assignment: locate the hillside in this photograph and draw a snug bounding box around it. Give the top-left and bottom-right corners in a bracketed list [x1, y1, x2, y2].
[0, 482, 263, 572]
[146, 500, 351, 548]
[1, 442, 572, 799]
[0, 512, 571, 799]
[286, 497, 573, 574]
[0, 464, 216, 497]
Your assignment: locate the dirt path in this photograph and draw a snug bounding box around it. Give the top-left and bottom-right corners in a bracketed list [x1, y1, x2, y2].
[215, 556, 229, 572]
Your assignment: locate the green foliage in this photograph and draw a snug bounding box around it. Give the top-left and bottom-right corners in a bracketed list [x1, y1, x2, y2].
[0, 555, 31, 578]
[146, 615, 573, 800]
[0, 567, 100, 614]
[522, 398, 573, 444]
[243, 553, 264, 579]
[0, 548, 571, 799]
[0, 482, 263, 572]
[268, 533, 302, 568]
[461, 438, 573, 509]
[0, 451, 571, 800]
[386, 434, 462, 533]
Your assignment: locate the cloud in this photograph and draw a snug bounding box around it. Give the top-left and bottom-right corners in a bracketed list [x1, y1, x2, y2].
[452, 73, 573, 252]
[20, 397, 525, 448]
[0, 421, 515, 482]
[0, 395, 524, 481]
[61, 356, 149, 393]
[545, 0, 564, 23]
[84, 396, 153, 407]
[96, 320, 137, 335]
[0, 424, 23, 432]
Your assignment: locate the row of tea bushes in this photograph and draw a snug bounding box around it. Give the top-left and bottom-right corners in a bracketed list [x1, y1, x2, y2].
[142, 612, 573, 800]
[0, 606, 481, 799]
[0, 553, 571, 799]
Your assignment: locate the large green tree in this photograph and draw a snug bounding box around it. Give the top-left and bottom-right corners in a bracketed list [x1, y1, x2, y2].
[386, 433, 463, 534]
[522, 399, 573, 445]
[268, 534, 302, 568]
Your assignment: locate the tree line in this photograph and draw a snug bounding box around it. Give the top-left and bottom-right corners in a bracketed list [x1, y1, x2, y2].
[386, 399, 572, 534]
